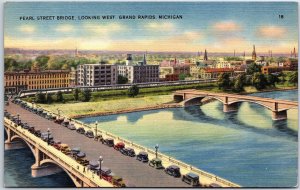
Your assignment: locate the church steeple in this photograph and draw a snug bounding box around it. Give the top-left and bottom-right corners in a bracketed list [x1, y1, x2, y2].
[204, 49, 208, 61]
[252, 45, 257, 61]
[143, 53, 147, 65]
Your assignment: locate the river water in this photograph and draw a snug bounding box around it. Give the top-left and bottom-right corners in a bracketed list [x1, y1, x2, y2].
[79, 90, 298, 187]
[4, 90, 298, 187]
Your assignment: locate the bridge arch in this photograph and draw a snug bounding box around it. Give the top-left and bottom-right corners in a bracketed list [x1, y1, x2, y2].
[10, 135, 36, 157]
[183, 95, 224, 107]
[228, 100, 274, 111]
[39, 159, 80, 187]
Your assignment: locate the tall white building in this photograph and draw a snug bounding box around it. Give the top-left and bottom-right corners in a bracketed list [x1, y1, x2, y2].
[77, 63, 117, 86]
[118, 54, 159, 83]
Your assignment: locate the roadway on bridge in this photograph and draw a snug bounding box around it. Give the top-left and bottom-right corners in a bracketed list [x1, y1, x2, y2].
[5, 102, 190, 187]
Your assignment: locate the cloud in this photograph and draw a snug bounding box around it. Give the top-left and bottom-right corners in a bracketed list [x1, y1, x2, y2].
[213, 21, 241, 32]
[144, 22, 175, 31]
[83, 23, 125, 35]
[55, 24, 74, 32]
[19, 25, 35, 33]
[256, 26, 287, 38]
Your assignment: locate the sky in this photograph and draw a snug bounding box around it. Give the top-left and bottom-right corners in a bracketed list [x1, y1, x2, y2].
[4, 2, 299, 53]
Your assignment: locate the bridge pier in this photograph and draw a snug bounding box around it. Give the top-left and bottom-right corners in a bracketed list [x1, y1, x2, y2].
[5, 140, 27, 150]
[223, 103, 238, 113]
[272, 110, 287, 121]
[31, 163, 63, 178]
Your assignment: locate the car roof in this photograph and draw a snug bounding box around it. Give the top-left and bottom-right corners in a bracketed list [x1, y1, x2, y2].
[139, 152, 148, 155]
[76, 152, 86, 158]
[186, 172, 199, 179]
[169, 165, 180, 169]
[152, 158, 161, 162]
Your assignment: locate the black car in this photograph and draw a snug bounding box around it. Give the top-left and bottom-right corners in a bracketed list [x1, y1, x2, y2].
[36, 109, 43, 115]
[120, 148, 136, 157]
[20, 122, 30, 129]
[165, 165, 181, 177]
[28, 126, 35, 133]
[136, 152, 149, 163]
[41, 132, 54, 142]
[85, 130, 94, 138]
[62, 120, 70, 127]
[67, 124, 76, 130]
[88, 160, 99, 171]
[41, 112, 48, 118]
[34, 130, 42, 137]
[103, 138, 114, 147]
[182, 172, 200, 186]
[71, 147, 81, 157]
[76, 127, 85, 134]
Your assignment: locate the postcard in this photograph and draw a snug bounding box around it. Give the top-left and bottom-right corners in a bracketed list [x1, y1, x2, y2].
[3, 1, 298, 188]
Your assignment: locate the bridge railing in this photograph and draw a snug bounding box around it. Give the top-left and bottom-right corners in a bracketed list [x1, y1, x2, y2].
[4, 118, 113, 187]
[23, 102, 240, 187]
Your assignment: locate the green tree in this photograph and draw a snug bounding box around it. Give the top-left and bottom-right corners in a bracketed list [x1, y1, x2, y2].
[73, 88, 81, 101]
[4, 58, 18, 71]
[117, 75, 128, 84]
[46, 93, 53, 104]
[266, 74, 280, 87]
[127, 85, 139, 97]
[252, 72, 267, 90]
[35, 91, 46, 103]
[233, 74, 246, 92]
[56, 91, 64, 102]
[288, 71, 298, 86]
[82, 89, 92, 102]
[217, 73, 231, 90]
[179, 73, 187, 80]
[35, 55, 50, 69]
[246, 63, 262, 75]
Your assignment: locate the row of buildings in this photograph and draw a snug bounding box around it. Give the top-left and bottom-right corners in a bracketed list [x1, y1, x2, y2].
[4, 50, 298, 94]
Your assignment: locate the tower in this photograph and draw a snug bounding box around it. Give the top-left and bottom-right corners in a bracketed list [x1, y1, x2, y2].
[204, 49, 208, 61]
[143, 53, 147, 65]
[75, 48, 78, 57]
[234, 50, 236, 57]
[293, 47, 297, 58]
[126, 54, 133, 65]
[243, 51, 246, 60]
[252, 45, 257, 61]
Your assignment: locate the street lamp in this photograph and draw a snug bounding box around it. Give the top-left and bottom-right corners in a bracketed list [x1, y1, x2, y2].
[99, 156, 103, 179]
[57, 108, 61, 118]
[47, 128, 50, 145]
[17, 113, 20, 124]
[155, 144, 159, 158]
[95, 121, 98, 137]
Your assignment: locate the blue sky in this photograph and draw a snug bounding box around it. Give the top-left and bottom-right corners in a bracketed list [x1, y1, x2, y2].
[4, 2, 298, 52]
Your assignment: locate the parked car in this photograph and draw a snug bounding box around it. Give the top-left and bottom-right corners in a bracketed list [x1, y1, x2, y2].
[112, 176, 126, 187]
[75, 152, 89, 166]
[41, 112, 48, 118]
[149, 158, 164, 169]
[165, 165, 181, 177]
[60, 144, 71, 155]
[99, 166, 112, 176]
[36, 109, 43, 115]
[41, 132, 54, 142]
[52, 140, 61, 149]
[88, 160, 99, 171]
[85, 130, 94, 138]
[28, 126, 35, 134]
[62, 120, 70, 127]
[54, 118, 64, 124]
[67, 124, 76, 130]
[34, 130, 42, 137]
[114, 142, 125, 151]
[182, 172, 200, 187]
[103, 138, 114, 147]
[136, 152, 149, 163]
[76, 127, 85, 134]
[94, 135, 104, 142]
[120, 148, 135, 157]
[71, 147, 81, 157]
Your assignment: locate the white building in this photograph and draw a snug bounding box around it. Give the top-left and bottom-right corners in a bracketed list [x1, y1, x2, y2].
[118, 54, 159, 83]
[77, 63, 117, 86]
[215, 61, 232, 68]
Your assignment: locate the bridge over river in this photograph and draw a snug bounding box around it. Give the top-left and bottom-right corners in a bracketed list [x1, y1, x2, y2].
[174, 89, 298, 120]
[4, 100, 240, 187]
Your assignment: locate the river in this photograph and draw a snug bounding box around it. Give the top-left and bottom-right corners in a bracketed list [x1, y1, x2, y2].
[79, 90, 298, 187]
[4, 90, 298, 187]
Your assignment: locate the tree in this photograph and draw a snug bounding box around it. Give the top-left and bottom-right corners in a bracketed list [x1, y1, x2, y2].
[35, 55, 50, 69]
[46, 93, 53, 104]
[246, 63, 262, 75]
[127, 85, 139, 97]
[73, 88, 81, 101]
[288, 71, 298, 86]
[117, 75, 128, 84]
[4, 58, 18, 71]
[217, 73, 231, 90]
[179, 73, 187, 80]
[35, 91, 46, 103]
[56, 91, 64, 102]
[233, 74, 246, 92]
[252, 72, 267, 90]
[82, 89, 92, 102]
[266, 74, 280, 87]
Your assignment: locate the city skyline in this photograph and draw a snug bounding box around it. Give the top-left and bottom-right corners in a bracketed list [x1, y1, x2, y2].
[4, 2, 298, 53]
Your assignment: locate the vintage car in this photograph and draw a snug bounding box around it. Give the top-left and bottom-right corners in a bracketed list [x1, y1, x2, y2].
[31, 108, 38, 114]
[88, 160, 99, 171]
[34, 130, 42, 137]
[94, 135, 104, 142]
[112, 176, 126, 187]
[136, 152, 149, 163]
[76, 127, 85, 134]
[54, 118, 64, 124]
[36, 109, 43, 116]
[20, 122, 29, 129]
[70, 147, 81, 157]
[85, 130, 94, 138]
[103, 138, 114, 147]
[41, 111, 48, 118]
[67, 124, 76, 130]
[28, 126, 35, 134]
[182, 172, 200, 187]
[165, 165, 181, 177]
[75, 152, 89, 166]
[62, 120, 70, 127]
[120, 148, 135, 157]
[52, 140, 62, 149]
[60, 144, 71, 155]
[149, 158, 164, 169]
[47, 114, 56, 121]
[41, 132, 53, 142]
[114, 142, 125, 151]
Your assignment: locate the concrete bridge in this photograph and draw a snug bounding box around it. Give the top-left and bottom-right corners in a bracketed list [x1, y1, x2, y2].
[4, 100, 240, 187]
[174, 89, 298, 121]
